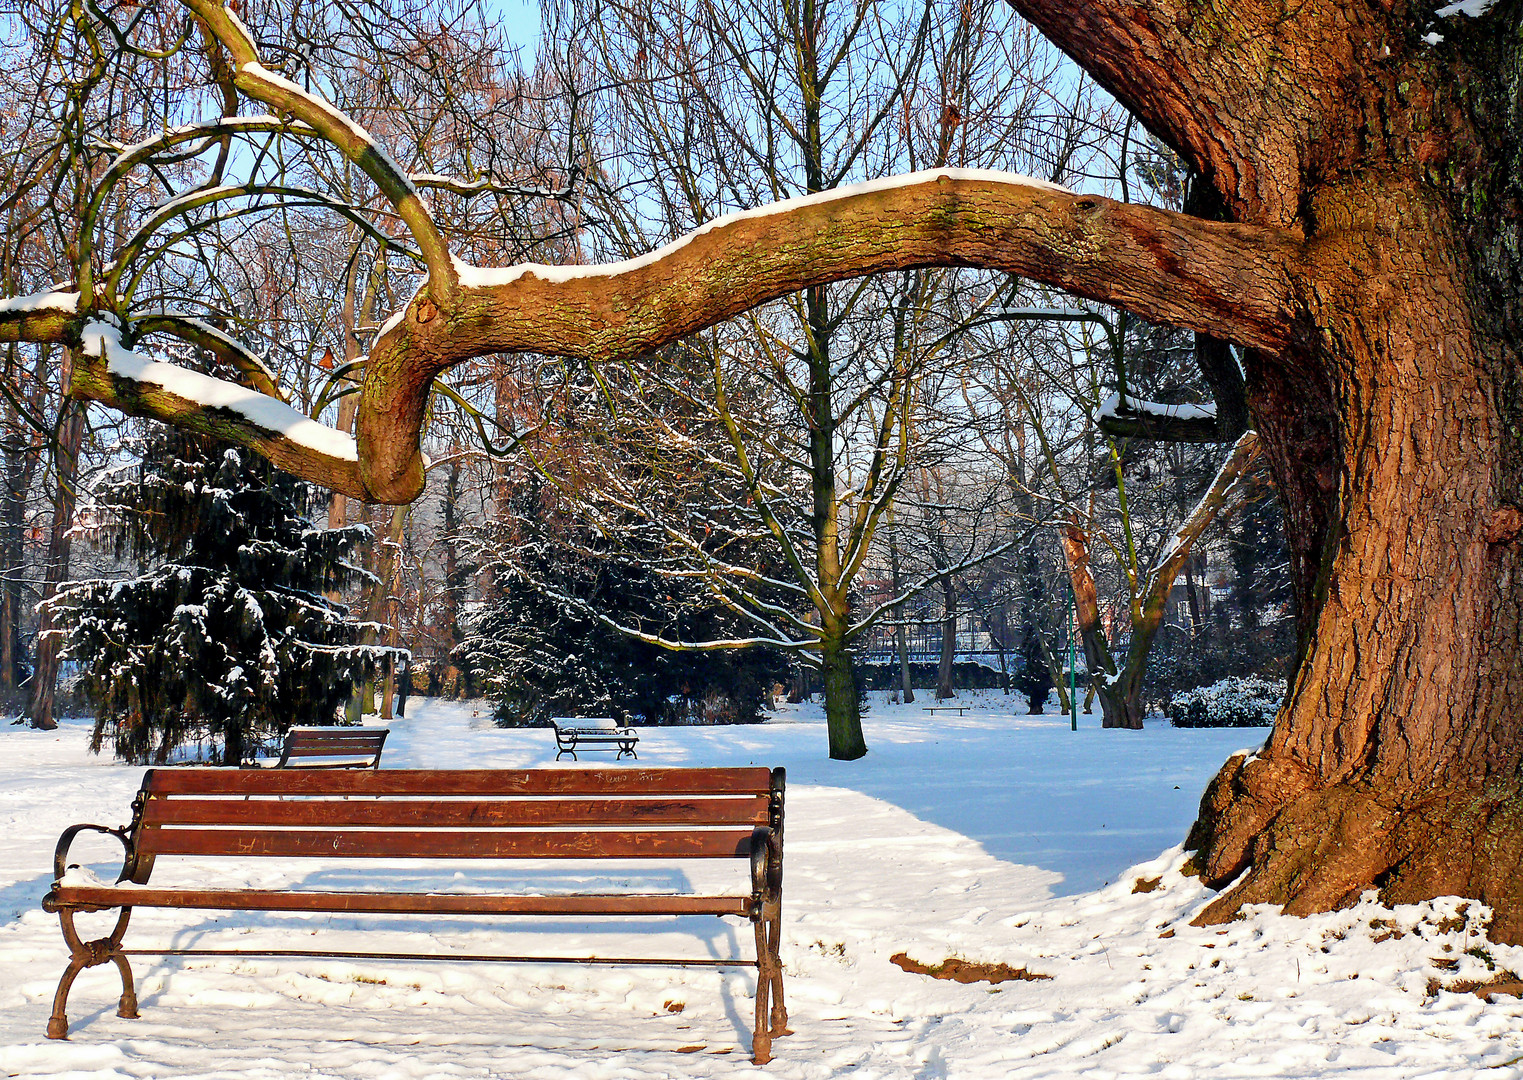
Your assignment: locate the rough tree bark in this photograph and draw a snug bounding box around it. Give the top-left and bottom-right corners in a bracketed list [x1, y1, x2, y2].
[4, 0, 1522, 935]
[936, 578, 958, 701]
[1004, 0, 1523, 937]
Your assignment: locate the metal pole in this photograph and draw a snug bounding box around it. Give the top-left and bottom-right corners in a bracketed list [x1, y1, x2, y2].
[1068, 583, 1078, 731]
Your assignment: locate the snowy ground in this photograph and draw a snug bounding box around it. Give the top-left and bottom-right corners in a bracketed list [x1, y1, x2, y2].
[2, 695, 1521, 1079]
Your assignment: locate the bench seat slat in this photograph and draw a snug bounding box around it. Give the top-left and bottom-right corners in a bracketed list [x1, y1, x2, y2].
[141, 796, 770, 829]
[284, 735, 386, 748]
[50, 885, 750, 917]
[146, 767, 770, 797]
[139, 827, 758, 860]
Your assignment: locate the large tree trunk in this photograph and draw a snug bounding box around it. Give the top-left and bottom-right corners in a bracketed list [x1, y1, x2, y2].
[1189, 180, 1523, 937]
[888, 511, 914, 704]
[0, 351, 44, 700]
[1060, 522, 1136, 729]
[936, 580, 957, 701]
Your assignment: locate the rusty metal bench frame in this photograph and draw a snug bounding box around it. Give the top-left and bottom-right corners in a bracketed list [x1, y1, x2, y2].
[552, 718, 639, 761]
[272, 725, 388, 768]
[41, 766, 788, 1063]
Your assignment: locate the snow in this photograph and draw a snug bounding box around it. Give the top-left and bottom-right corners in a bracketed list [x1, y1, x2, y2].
[1098, 391, 1217, 423]
[0, 290, 79, 316]
[1424, 0, 1497, 44]
[1435, 0, 1497, 17]
[993, 306, 1095, 320]
[239, 63, 423, 209]
[79, 321, 358, 462]
[452, 168, 1073, 289]
[2, 696, 1522, 1077]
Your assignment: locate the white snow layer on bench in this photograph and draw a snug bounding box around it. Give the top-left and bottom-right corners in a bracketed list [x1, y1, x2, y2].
[81, 320, 357, 462]
[1097, 391, 1217, 422]
[452, 168, 1074, 288]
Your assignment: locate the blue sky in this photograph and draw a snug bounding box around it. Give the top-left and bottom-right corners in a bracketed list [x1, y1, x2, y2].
[494, 0, 541, 54]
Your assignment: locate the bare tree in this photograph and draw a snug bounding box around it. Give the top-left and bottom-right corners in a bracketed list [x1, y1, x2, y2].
[7, 0, 1523, 937]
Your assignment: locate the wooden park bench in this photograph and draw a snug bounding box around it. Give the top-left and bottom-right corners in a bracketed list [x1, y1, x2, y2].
[552, 717, 639, 761]
[41, 766, 790, 1063]
[271, 725, 388, 769]
[922, 705, 969, 716]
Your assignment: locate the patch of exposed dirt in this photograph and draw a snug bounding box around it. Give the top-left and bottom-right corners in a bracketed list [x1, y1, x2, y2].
[1426, 970, 1523, 1001]
[890, 952, 1052, 984]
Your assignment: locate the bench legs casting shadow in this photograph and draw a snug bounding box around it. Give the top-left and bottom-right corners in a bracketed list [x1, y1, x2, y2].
[42, 767, 790, 1064]
[46, 906, 138, 1039]
[752, 908, 789, 1062]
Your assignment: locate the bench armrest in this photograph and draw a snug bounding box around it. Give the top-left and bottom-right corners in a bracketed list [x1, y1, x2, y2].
[52, 823, 135, 885]
[749, 827, 782, 914]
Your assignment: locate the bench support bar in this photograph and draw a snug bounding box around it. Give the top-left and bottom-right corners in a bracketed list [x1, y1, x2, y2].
[117, 947, 757, 967]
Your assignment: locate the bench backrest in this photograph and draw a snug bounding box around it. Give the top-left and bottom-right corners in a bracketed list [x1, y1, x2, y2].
[276, 726, 388, 768]
[552, 717, 624, 733]
[124, 767, 784, 884]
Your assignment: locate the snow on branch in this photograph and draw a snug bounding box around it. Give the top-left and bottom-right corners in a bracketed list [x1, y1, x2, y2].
[409, 173, 576, 200]
[0, 290, 80, 316]
[182, 0, 454, 281]
[70, 320, 366, 497]
[0, 290, 82, 349]
[357, 169, 1305, 503]
[1096, 390, 1229, 443]
[1098, 391, 1217, 424]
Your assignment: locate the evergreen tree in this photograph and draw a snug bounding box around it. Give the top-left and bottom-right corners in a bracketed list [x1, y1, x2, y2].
[461, 478, 789, 727]
[49, 427, 399, 764]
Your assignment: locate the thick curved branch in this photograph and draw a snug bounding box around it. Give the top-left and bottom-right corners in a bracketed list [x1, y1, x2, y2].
[1004, 0, 1411, 226]
[0, 292, 81, 344]
[69, 321, 365, 498]
[358, 168, 1306, 502]
[181, 0, 455, 288]
[129, 313, 283, 400]
[4, 298, 361, 494]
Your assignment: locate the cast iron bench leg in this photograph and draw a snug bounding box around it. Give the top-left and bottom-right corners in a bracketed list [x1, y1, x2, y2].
[48, 907, 137, 1039]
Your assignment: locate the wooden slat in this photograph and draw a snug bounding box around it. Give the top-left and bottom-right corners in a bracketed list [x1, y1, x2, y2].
[141, 796, 770, 830]
[138, 827, 758, 860]
[284, 744, 380, 756]
[50, 885, 750, 917]
[284, 744, 385, 755]
[144, 767, 773, 798]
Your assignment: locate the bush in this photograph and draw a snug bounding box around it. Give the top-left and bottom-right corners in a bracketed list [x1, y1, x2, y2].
[1167, 676, 1283, 727]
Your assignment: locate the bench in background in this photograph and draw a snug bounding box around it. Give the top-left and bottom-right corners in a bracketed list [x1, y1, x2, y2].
[273, 726, 388, 768]
[41, 765, 789, 1063]
[552, 718, 639, 761]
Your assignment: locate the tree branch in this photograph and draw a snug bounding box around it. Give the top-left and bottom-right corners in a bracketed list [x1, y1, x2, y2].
[360, 168, 1306, 502]
[181, 0, 455, 288]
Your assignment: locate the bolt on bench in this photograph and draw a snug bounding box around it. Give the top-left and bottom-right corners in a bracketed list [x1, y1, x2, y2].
[41, 766, 789, 1063]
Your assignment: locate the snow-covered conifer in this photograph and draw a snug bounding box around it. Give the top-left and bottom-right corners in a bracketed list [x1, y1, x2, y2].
[49, 426, 401, 764]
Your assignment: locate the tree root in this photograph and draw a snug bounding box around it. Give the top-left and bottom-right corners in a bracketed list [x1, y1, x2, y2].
[1187, 752, 1523, 943]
